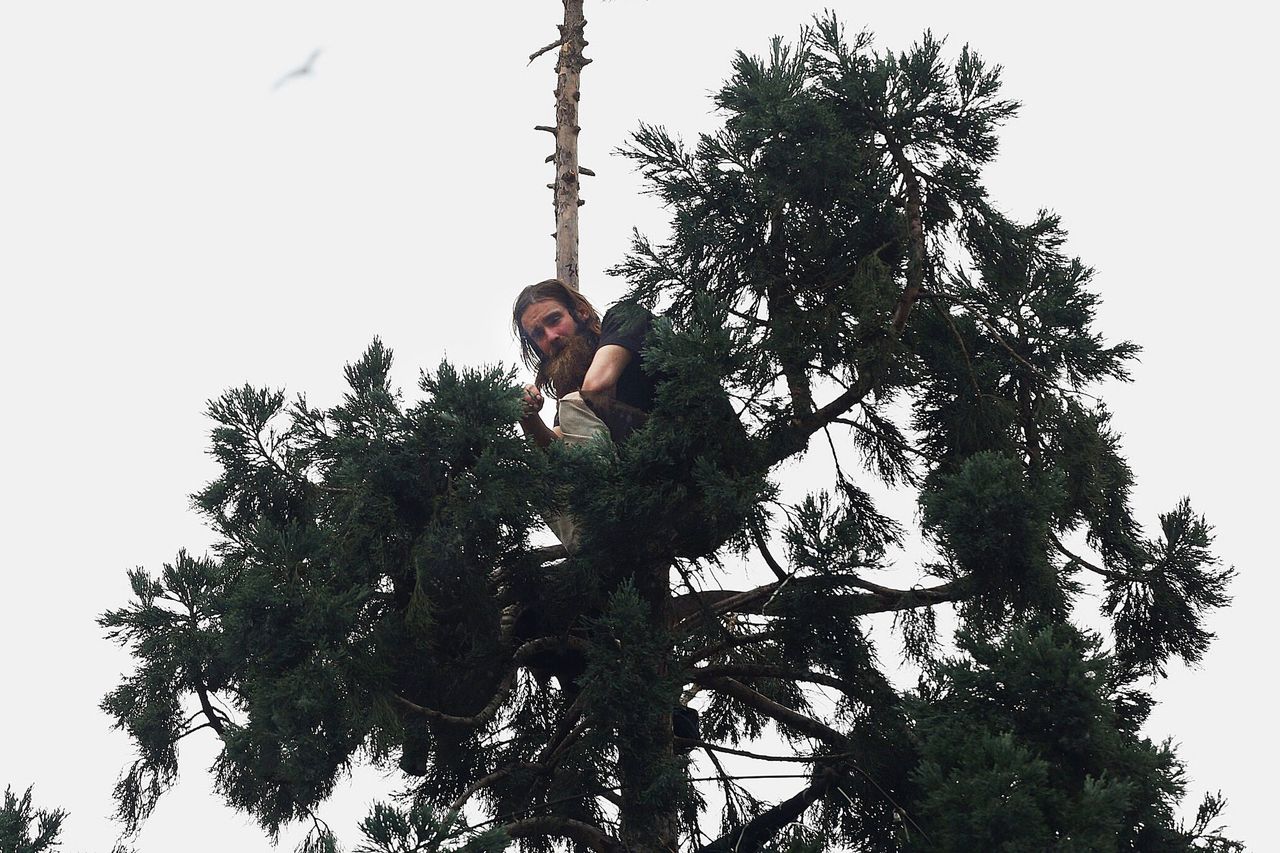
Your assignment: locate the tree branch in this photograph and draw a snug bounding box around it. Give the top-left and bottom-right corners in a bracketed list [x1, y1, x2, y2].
[1048, 531, 1139, 582]
[528, 37, 564, 64]
[689, 664, 851, 694]
[447, 762, 527, 815]
[702, 677, 851, 748]
[751, 522, 789, 581]
[696, 768, 839, 853]
[682, 629, 783, 666]
[681, 739, 854, 764]
[193, 681, 228, 738]
[886, 139, 927, 332]
[760, 368, 880, 466]
[514, 635, 592, 665]
[675, 575, 973, 629]
[499, 816, 624, 853]
[394, 671, 515, 728]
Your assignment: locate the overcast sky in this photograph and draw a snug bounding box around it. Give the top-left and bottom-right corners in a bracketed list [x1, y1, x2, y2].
[1, 2, 1275, 850]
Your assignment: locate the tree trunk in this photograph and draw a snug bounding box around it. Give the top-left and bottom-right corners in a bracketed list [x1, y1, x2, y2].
[552, 0, 589, 291]
[618, 562, 679, 852]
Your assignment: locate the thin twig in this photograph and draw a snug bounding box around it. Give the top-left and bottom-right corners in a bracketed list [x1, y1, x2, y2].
[528, 37, 565, 64]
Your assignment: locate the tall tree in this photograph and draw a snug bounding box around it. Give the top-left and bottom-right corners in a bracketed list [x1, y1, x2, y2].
[102, 17, 1240, 852]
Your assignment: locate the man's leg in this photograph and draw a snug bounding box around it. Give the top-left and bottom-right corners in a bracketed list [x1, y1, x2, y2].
[546, 392, 610, 552]
[556, 391, 609, 446]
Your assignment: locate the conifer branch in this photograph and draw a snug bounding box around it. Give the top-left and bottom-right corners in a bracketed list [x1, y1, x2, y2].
[514, 635, 592, 664]
[171, 721, 216, 744]
[886, 140, 928, 332]
[696, 769, 839, 853]
[537, 690, 590, 766]
[701, 747, 755, 832]
[682, 629, 784, 666]
[446, 765, 519, 816]
[683, 740, 853, 764]
[1048, 531, 1137, 582]
[689, 665, 851, 693]
[751, 522, 789, 581]
[931, 295, 989, 403]
[394, 671, 515, 728]
[926, 290, 1105, 403]
[763, 368, 881, 465]
[677, 576, 972, 627]
[765, 206, 815, 420]
[499, 816, 624, 853]
[830, 416, 935, 462]
[446, 696, 593, 826]
[193, 681, 228, 738]
[702, 677, 851, 748]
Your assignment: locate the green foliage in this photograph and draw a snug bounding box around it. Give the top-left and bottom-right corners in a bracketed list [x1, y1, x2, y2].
[920, 450, 1067, 624]
[102, 14, 1239, 853]
[911, 624, 1164, 850]
[908, 623, 1244, 852]
[1105, 499, 1235, 677]
[1, 787, 66, 853]
[352, 802, 508, 852]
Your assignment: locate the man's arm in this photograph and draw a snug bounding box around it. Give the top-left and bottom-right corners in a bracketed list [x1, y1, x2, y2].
[518, 384, 563, 449]
[580, 345, 651, 439]
[579, 344, 633, 400]
[519, 416, 563, 449]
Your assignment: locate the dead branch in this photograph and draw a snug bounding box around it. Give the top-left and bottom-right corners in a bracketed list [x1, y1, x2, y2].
[529, 37, 565, 64]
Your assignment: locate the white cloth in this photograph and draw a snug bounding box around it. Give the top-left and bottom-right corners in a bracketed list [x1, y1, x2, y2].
[547, 392, 610, 552]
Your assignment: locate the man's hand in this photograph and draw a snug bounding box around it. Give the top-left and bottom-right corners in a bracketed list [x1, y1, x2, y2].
[521, 384, 545, 418]
[518, 383, 559, 449]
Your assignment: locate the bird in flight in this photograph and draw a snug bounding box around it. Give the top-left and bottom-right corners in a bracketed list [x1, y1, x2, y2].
[273, 48, 322, 91]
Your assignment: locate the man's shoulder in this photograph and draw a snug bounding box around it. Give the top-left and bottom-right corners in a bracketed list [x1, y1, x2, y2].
[601, 301, 654, 329]
[599, 301, 655, 349]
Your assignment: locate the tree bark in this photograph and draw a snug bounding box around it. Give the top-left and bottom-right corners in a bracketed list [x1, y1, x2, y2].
[553, 0, 589, 291]
[618, 561, 680, 852]
[887, 140, 927, 331]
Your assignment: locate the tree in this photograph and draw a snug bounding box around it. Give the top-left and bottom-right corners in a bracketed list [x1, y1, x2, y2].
[101, 16, 1240, 852]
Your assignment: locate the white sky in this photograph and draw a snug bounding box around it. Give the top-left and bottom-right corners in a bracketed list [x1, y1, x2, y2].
[1, 2, 1274, 850]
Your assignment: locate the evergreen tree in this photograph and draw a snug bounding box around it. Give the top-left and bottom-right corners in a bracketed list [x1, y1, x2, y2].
[102, 16, 1240, 852]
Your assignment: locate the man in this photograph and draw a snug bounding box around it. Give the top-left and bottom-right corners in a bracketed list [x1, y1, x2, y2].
[510, 279, 701, 747]
[512, 279, 657, 452]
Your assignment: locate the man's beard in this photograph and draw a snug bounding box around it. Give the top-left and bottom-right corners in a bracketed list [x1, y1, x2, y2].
[545, 330, 597, 398]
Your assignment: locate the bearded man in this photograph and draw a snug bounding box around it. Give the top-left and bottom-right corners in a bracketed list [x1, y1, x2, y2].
[510, 280, 701, 745]
[512, 278, 657, 450]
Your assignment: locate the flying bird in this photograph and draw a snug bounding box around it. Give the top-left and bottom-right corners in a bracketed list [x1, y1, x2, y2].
[272, 48, 322, 91]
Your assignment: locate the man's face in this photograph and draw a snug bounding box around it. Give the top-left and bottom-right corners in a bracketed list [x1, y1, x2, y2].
[520, 299, 583, 358]
[521, 298, 596, 395]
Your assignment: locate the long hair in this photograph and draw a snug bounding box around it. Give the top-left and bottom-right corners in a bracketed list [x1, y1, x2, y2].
[512, 279, 602, 395]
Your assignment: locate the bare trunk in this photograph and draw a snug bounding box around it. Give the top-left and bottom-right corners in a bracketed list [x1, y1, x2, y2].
[618, 562, 679, 852]
[553, 0, 589, 291]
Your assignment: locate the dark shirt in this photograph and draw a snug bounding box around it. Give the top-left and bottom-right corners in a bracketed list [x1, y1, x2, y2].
[598, 303, 657, 419]
[553, 303, 657, 442]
